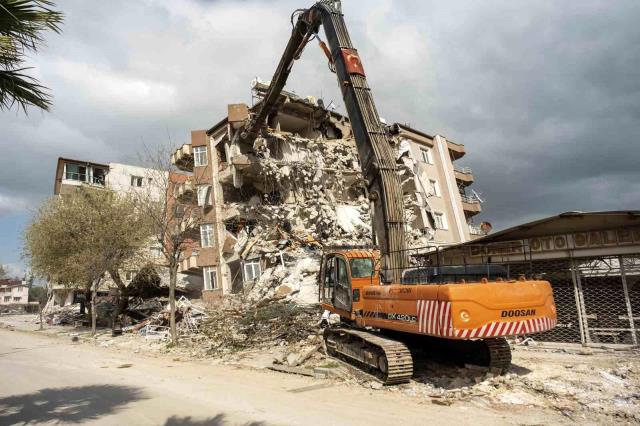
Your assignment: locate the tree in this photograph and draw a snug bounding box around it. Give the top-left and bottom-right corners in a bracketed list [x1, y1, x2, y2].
[23, 187, 153, 335]
[28, 285, 46, 302]
[29, 285, 47, 330]
[133, 144, 204, 346]
[0, 264, 6, 278]
[0, 0, 63, 112]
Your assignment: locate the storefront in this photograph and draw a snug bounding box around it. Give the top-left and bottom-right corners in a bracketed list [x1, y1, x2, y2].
[433, 211, 640, 347]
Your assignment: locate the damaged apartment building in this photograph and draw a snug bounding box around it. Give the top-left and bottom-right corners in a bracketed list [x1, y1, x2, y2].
[172, 81, 487, 305]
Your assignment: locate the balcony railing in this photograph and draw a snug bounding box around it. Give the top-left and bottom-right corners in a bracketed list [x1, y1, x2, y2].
[64, 172, 105, 186]
[454, 166, 472, 174]
[469, 224, 484, 235]
[460, 194, 481, 204]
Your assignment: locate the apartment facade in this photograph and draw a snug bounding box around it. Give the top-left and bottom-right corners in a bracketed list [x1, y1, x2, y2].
[171, 131, 221, 304]
[51, 157, 203, 306]
[393, 124, 485, 246]
[171, 84, 487, 303]
[0, 279, 29, 304]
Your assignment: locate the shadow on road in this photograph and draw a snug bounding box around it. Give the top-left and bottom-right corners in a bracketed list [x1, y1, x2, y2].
[0, 384, 146, 424]
[164, 415, 268, 426]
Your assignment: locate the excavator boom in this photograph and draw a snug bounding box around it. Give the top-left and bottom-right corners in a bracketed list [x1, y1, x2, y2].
[240, 0, 408, 282]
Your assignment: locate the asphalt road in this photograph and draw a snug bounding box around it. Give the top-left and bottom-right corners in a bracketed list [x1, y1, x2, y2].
[0, 328, 554, 425]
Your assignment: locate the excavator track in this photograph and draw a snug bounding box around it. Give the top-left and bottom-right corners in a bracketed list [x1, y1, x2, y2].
[484, 337, 512, 373]
[324, 327, 413, 385]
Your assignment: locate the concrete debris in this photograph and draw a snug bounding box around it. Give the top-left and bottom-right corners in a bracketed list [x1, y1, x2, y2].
[219, 127, 435, 301]
[400, 348, 640, 423]
[43, 303, 84, 325]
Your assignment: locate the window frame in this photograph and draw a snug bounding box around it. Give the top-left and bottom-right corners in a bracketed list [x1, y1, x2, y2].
[65, 163, 87, 182]
[243, 261, 261, 282]
[420, 148, 433, 164]
[429, 178, 441, 197]
[203, 266, 217, 290]
[196, 185, 211, 207]
[200, 224, 214, 248]
[433, 212, 448, 230]
[131, 175, 144, 187]
[193, 146, 208, 167]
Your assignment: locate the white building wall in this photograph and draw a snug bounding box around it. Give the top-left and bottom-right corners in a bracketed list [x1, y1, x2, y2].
[0, 283, 29, 304]
[106, 163, 166, 201]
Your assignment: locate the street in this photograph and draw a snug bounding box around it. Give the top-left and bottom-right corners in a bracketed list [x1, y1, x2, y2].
[0, 328, 566, 425]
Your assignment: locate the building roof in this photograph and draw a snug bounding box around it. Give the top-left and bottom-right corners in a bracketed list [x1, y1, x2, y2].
[462, 211, 640, 244]
[394, 123, 435, 141]
[0, 279, 26, 288]
[57, 157, 109, 169]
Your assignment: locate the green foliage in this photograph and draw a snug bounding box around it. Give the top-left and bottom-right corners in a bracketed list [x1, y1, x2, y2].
[0, 0, 64, 112]
[23, 187, 154, 290]
[0, 264, 6, 278]
[28, 285, 46, 304]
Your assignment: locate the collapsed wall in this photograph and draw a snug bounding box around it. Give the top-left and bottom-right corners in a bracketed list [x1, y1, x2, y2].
[217, 102, 435, 304]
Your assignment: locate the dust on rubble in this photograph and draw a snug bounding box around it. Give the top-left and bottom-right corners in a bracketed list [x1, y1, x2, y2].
[219, 128, 434, 305]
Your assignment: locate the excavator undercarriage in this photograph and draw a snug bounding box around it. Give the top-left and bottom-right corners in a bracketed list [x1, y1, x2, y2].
[324, 326, 512, 385]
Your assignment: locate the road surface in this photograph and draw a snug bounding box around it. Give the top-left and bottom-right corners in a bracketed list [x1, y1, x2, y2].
[0, 328, 561, 425]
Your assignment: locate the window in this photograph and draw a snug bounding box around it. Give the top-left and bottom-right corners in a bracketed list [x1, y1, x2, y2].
[429, 179, 441, 197]
[3, 296, 10, 302]
[65, 163, 87, 182]
[173, 204, 185, 218]
[350, 258, 374, 278]
[92, 168, 106, 185]
[203, 266, 217, 290]
[125, 271, 136, 281]
[150, 247, 163, 258]
[336, 257, 349, 288]
[131, 176, 144, 187]
[243, 261, 261, 282]
[200, 224, 214, 248]
[13, 297, 20, 302]
[193, 146, 207, 167]
[433, 212, 448, 230]
[420, 148, 433, 164]
[197, 185, 211, 207]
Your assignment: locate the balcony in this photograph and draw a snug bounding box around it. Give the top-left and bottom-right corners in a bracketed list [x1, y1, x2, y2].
[175, 178, 195, 203]
[453, 166, 474, 186]
[171, 144, 193, 172]
[460, 193, 482, 216]
[179, 250, 201, 275]
[469, 224, 485, 236]
[447, 140, 466, 160]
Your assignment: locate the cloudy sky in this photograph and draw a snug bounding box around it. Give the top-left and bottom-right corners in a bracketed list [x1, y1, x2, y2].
[1, 0, 639, 275]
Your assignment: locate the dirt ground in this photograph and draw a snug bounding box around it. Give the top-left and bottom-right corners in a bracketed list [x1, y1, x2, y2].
[2, 314, 639, 425]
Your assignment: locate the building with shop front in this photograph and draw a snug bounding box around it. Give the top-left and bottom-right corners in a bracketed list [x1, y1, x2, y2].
[431, 211, 640, 347]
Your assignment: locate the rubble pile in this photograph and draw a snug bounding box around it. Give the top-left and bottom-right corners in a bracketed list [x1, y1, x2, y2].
[221, 129, 434, 302]
[393, 347, 640, 422]
[122, 296, 208, 340]
[199, 296, 321, 355]
[43, 303, 84, 325]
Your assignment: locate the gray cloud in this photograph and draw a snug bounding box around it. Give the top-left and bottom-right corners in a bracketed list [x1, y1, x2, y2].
[0, 0, 638, 232]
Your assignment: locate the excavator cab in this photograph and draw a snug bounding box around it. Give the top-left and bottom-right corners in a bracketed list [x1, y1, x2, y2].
[320, 250, 379, 319]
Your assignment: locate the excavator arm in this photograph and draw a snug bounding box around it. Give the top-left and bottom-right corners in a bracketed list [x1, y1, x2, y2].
[240, 0, 408, 282]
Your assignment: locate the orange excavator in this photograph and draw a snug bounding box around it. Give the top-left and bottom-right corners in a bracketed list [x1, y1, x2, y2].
[238, 0, 557, 384]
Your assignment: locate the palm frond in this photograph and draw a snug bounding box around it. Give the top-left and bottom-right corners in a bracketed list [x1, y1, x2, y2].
[0, 0, 63, 51]
[0, 1, 62, 113]
[0, 67, 51, 112]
